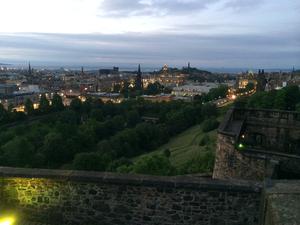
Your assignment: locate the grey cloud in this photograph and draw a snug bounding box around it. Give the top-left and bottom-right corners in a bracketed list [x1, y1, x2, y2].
[99, 0, 219, 17]
[98, 0, 268, 17]
[0, 32, 299, 68]
[224, 0, 265, 11]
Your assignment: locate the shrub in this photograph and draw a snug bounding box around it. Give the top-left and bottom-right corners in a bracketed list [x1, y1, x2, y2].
[73, 152, 110, 171]
[199, 134, 210, 146]
[202, 118, 219, 132]
[132, 154, 176, 176]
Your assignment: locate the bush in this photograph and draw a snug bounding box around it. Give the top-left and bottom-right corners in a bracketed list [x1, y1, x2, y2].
[72, 152, 110, 171]
[199, 134, 210, 146]
[163, 148, 171, 158]
[179, 149, 215, 174]
[202, 118, 219, 132]
[132, 154, 176, 176]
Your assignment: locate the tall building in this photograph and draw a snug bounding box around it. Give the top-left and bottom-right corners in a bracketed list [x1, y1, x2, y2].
[136, 64, 143, 90]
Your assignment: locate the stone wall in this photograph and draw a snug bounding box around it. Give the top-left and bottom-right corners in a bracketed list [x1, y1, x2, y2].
[0, 167, 262, 225]
[213, 133, 266, 180]
[262, 180, 300, 225]
[213, 107, 300, 181]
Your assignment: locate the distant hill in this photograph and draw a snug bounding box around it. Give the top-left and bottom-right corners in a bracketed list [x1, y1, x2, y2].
[0, 63, 10, 66]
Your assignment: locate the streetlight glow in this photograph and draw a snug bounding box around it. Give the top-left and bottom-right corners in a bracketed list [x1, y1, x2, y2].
[0, 216, 15, 225]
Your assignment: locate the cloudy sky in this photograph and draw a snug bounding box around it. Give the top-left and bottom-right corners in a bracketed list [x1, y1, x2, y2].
[0, 0, 299, 69]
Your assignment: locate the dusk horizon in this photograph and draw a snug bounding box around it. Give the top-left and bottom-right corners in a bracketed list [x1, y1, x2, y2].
[1, 0, 299, 68]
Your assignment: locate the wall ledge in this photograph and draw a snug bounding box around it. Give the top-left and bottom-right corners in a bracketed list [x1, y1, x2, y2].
[0, 166, 262, 193]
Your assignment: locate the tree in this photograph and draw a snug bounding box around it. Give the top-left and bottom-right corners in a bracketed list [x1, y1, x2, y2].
[132, 154, 176, 176]
[145, 82, 162, 95]
[39, 94, 50, 113]
[70, 98, 82, 112]
[81, 97, 93, 114]
[202, 118, 219, 132]
[51, 93, 64, 112]
[120, 81, 130, 98]
[24, 99, 34, 115]
[234, 97, 248, 108]
[296, 103, 300, 112]
[201, 103, 217, 118]
[0, 103, 9, 123]
[284, 86, 300, 110]
[245, 82, 255, 92]
[113, 83, 122, 93]
[274, 91, 286, 110]
[43, 132, 73, 167]
[90, 109, 104, 122]
[163, 148, 171, 158]
[1, 137, 35, 167]
[73, 152, 110, 171]
[206, 85, 228, 101]
[126, 110, 141, 128]
[179, 150, 215, 174]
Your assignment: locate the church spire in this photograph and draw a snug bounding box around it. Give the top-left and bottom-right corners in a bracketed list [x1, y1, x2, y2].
[136, 64, 143, 90]
[28, 62, 32, 75]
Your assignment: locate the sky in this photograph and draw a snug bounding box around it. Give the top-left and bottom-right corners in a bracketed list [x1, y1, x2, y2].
[0, 0, 299, 69]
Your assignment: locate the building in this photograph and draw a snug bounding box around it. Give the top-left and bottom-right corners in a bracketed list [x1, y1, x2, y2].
[0, 84, 18, 95]
[141, 94, 173, 102]
[171, 82, 220, 97]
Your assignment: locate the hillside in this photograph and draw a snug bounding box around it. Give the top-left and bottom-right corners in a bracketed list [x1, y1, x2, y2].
[132, 105, 230, 175]
[134, 123, 217, 168]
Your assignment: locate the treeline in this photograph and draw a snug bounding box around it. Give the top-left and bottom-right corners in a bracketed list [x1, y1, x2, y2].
[235, 85, 300, 111]
[0, 93, 65, 125]
[194, 85, 228, 103]
[0, 96, 218, 173]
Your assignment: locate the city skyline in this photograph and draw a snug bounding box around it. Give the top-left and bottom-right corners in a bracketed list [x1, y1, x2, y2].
[0, 0, 299, 68]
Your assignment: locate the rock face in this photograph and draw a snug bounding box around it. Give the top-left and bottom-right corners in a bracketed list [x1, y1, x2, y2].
[213, 107, 300, 181]
[0, 167, 261, 225]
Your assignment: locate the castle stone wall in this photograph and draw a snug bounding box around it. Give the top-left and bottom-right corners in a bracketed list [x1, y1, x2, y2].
[213, 133, 266, 181]
[213, 108, 300, 181]
[0, 167, 261, 225]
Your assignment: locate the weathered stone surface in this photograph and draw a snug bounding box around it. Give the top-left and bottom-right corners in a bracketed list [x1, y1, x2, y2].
[263, 180, 300, 225]
[213, 108, 300, 181]
[0, 167, 262, 225]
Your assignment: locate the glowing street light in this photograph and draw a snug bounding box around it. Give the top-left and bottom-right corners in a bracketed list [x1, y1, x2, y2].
[0, 216, 15, 225]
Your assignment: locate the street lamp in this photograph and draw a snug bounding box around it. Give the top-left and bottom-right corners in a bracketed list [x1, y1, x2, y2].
[0, 216, 15, 225]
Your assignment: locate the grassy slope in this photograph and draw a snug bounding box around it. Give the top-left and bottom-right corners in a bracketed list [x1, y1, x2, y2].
[134, 120, 218, 168]
[134, 105, 230, 169]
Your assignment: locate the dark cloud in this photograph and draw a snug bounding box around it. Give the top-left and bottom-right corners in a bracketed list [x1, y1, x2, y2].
[0, 32, 299, 68]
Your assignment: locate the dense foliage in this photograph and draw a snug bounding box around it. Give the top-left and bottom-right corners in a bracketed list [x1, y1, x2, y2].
[0, 95, 219, 174]
[235, 85, 300, 111]
[194, 85, 228, 103]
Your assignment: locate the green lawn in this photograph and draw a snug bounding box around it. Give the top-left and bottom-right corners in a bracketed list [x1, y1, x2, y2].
[133, 105, 231, 172]
[134, 122, 218, 168]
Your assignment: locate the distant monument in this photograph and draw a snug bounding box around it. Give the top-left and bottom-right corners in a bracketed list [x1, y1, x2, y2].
[136, 64, 143, 90]
[28, 62, 32, 75]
